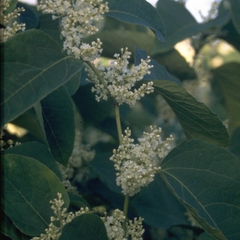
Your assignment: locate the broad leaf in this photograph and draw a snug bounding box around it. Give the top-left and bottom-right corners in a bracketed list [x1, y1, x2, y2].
[228, 126, 240, 160]
[134, 48, 181, 84]
[2, 213, 31, 240]
[198, 232, 217, 240]
[1, 29, 83, 126]
[59, 214, 108, 240]
[90, 150, 122, 194]
[229, 0, 240, 34]
[220, 20, 240, 52]
[154, 0, 230, 52]
[86, 16, 156, 60]
[72, 84, 114, 125]
[132, 174, 189, 228]
[153, 80, 229, 147]
[4, 141, 62, 179]
[17, 2, 39, 30]
[103, 0, 165, 42]
[161, 140, 240, 240]
[211, 62, 240, 134]
[10, 107, 47, 145]
[2, 154, 69, 236]
[41, 86, 75, 165]
[152, 49, 197, 81]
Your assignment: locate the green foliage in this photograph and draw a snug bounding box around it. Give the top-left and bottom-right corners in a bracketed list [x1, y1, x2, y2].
[2, 0, 240, 240]
[2, 154, 69, 236]
[59, 214, 109, 240]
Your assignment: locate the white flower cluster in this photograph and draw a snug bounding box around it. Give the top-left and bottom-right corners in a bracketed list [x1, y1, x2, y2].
[31, 193, 90, 240]
[87, 48, 154, 107]
[37, 0, 108, 61]
[110, 126, 173, 196]
[101, 209, 144, 240]
[0, 0, 26, 42]
[58, 129, 95, 193]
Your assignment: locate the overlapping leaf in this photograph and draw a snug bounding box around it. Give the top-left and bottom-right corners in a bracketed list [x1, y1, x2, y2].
[41, 86, 75, 165]
[211, 62, 240, 134]
[1, 29, 83, 126]
[153, 0, 230, 52]
[4, 141, 62, 179]
[59, 214, 108, 240]
[2, 154, 69, 236]
[153, 80, 229, 147]
[160, 140, 240, 240]
[103, 0, 165, 42]
[132, 174, 189, 228]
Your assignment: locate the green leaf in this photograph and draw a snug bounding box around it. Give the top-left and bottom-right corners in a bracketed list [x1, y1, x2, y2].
[3, 0, 18, 14]
[152, 49, 197, 81]
[153, 80, 229, 147]
[211, 63, 240, 134]
[154, 0, 230, 52]
[103, 0, 165, 42]
[41, 86, 75, 165]
[2, 213, 31, 240]
[220, 20, 240, 52]
[198, 232, 217, 240]
[4, 141, 62, 180]
[59, 213, 108, 240]
[17, 2, 39, 30]
[10, 107, 47, 145]
[72, 84, 114, 125]
[132, 174, 188, 228]
[90, 150, 122, 194]
[2, 154, 69, 236]
[161, 140, 240, 240]
[134, 48, 181, 84]
[1, 29, 83, 126]
[37, 13, 63, 46]
[228, 126, 240, 160]
[86, 16, 156, 60]
[229, 0, 240, 34]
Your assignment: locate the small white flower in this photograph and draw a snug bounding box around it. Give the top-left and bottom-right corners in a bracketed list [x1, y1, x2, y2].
[110, 126, 173, 196]
[87, 48, 154, 107]
[38, 0, 108, 61]
[1, 0, 26, 42]
[31, 193, 90, 240]
[101, 209, 144, 240]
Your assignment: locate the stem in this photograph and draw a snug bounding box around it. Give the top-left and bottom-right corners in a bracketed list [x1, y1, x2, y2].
[123, 194, 129, 236]
[114, 103, 123, 144]
[85, 61, 110, 95]
[85, 60, 129, 236]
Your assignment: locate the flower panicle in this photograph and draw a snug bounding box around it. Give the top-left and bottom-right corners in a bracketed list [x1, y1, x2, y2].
[110, 126, 174, 196]
[0, 0, 26, 42]
[31, 193, 90, 240]
[101, 209, 144, 240]
[37, 0, 108, 61]
[87, 47, 154, 107]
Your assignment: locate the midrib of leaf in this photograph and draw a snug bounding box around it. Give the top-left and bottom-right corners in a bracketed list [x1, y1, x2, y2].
[160, 169, 219, 228]
[2, 55, 73, 105]
[41, 108, 65, 159]
[3, 175, 49, 227]
[155, 88, 219, 138]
